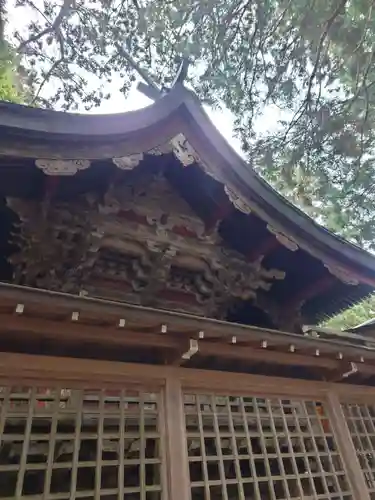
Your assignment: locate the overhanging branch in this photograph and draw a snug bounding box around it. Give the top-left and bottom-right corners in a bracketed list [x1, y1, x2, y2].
[17, 0, 74, 53]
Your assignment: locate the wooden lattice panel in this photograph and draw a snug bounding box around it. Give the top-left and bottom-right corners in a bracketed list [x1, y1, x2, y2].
[184, 394, 353, 500]
[341, 402, 375, 498]
[0, 385, 164, 499]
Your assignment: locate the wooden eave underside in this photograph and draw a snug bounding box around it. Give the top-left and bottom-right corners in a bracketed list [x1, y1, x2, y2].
[1, 283, 375, 384]
[0, 155, 371, 325]
[0, 86, 375, 286]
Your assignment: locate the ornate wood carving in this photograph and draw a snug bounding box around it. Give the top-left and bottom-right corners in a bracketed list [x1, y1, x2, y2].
[8, 173, 285, 319]
[32, 137, 258, 226]
[35, 159, 90, 176]
[266, 224, 299, 252]
[224, 185, 252, 214]
[170, 133, 199, 166]
[112, 133, 216, 177]
[112, 153, 144, 170]
[324, 263, 359, 285]
[7, 196, 103, 293]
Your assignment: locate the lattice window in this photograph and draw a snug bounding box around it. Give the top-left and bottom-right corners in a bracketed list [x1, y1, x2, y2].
[184, 394, 353, 500]
[0, 385, 164, 499]
[341, 402, 375, 499]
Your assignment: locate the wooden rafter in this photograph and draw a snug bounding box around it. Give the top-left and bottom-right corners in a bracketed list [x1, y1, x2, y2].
[247, 236, 279, 262]
[285, 274, 335, 311]
[206, 198, 233, 230]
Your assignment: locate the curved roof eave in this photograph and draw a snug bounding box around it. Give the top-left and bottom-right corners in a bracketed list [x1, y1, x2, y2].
[0, 84, 375, 281]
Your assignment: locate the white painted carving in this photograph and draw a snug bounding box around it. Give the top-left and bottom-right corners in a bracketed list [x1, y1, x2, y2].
[171, 133, 198, 166]
[35, 159, 90, 176]
[224, 185, 252, 214]
[148, 142, 173, 156]
[112, 153, 144, 170]
[148, 135, 218, 180]
[324, 263, 359, 285]
[266, 224, 299, 252]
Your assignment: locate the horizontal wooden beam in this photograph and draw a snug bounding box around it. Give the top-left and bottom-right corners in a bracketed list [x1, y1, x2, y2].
[0, 352, 375, 401]
[0, 283, 373, 362]
[0, 313, 182, 350]
[197, 341, 340, 370]
[0, 313, 355, 373]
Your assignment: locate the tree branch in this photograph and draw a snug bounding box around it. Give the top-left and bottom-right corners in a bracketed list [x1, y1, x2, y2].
[30, 30, 65, 105]
[0, 0, 5, 44]
[24, 0, 51, 26]
[280, 0, 347, 143]
[116, 42, 159, 91]
[17, 0, 74, 53]
[305, 0, 347, 104]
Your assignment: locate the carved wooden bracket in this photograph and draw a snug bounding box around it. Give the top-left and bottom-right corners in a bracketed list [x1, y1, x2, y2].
[35, 159, 90, 176]
[266, 224, 299, 252]
[32, 136, 255, 224]
[112, 153, 144, 170]
[224, 185, 252, 215]
[324, 263, 359, 285]
[170, 133, 199, 166]
[111, 133, 201, 170]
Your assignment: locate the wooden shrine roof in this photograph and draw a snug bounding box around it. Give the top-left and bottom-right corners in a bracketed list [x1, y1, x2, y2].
[0, 84, 374, 325]
[0, 84, 373, 272]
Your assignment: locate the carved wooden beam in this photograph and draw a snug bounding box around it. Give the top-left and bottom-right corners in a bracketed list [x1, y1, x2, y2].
[0, 312, 348, 374]
[44, 176, 60, 200]
[247, 237, 279, 262]
[169, 338, 199, 366]
[35, 159, 90, 175]
[253, 293, 284, 329]
[206, 199, 233, 230]
[276, 275, 335, 333]
[181, 339, 342, 371]
[1, 282, 371, 363]
[285, 274, 334, 312]
[0, 313, 183, 351]
[328, 361, 360, 383]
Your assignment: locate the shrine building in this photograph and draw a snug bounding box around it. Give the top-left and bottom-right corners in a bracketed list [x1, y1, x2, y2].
[0, 79, 374, 499]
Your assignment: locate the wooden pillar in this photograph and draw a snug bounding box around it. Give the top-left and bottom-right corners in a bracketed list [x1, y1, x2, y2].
[164, 377, 190, 500]
[326, 391, 371, 500]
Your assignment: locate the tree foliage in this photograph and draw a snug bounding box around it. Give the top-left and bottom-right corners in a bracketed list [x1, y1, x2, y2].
[0, 45, 25, 102]
[323, 293, 375, 330]
[3, 0, 375, 248]
[0, 0, 23, 102]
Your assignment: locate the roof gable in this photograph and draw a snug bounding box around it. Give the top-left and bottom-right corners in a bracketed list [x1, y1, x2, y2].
[0, 84, 374, 326]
